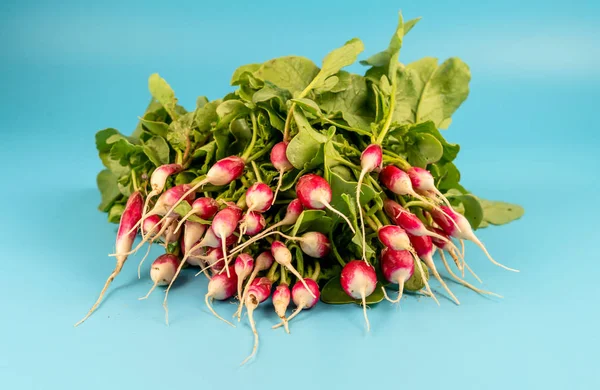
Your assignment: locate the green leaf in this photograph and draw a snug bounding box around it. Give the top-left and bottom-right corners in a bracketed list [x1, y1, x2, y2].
[138, 118, 169, 138]
[318, 74, 374, 132]
[286, 110, 327, 169]
[108, 203, 125, 224]
[291, 98, 323, 117]
[310, 38, 364, 93]
[448, 193, 484, 229]
[407, 121, 460, 162]
[479, 199, 525, 227]
[253, 56, 319, 94]
[143, 136, 170, 166]
[291, 210, 328, 237]
[393, 57, 471, 128]
[407, 132, 444, 167]
[327, 167, 378, 227]
[216, 100, 250, 129]
[229, 118, 252, 155]
[166, 112, 194, 151]
[194, 99, 221, 133]
[96, 128, 121, 153]
[404, 261, 430, 292]
[97, 170, 121, 212]
[361, 13, 407, 77]
[313, 76, 339, 94]
[231, 63, 262, 86]
[321, 276, 384, 305]
[148, 73, 179, 120]
[342, 194, 376, 263]
[252, 83, 292, 106]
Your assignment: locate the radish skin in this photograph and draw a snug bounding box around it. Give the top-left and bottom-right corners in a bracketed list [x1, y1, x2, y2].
[241, 277, 272, 365]
[296, 174, 356, 234]
[205, 268, 238, 327]
[340, 260, 377, 331]
[380, 248, 414, 304]
[174, 197, 218, 233]
[272, 284, 291, 333]
[407, 167, 452, 207]
[139, 254, 180, 300]
[234, 254, 254, 311]
[272, 278, 319, 330]
[356, 144, 382, 263]
[270, 141, 293, 203]
[271, 241, 315, 298]
[212, 205, 243, 277]
[234, 251, 274, 320]
[75, 191, 144, 326]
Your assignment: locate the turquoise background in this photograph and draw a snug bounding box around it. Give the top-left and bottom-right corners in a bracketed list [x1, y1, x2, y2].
[1, 1, 599, 389]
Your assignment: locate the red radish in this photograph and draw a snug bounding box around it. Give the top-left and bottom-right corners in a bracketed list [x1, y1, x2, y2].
[137, 163, 183, 237]
[242, 212, 266, 236]
[378, 225, 411, 251]
[212, 205, 244, 276]
[379, 165, 459, 228]
[117, 184, 195, 256]
[273, 278, 320, 330]
[407, 167, 453, 207]
[191, 247, 226, 275]
[383, 199, 459, 252]
[205, 267, 238, 327]
[271, 141, 294, 203]
[431, 206, 519, 272]
[380, 248, 414, 303]
[340, 260, 377, 331]
[174, 197, 219, 233]
[356, 144, 383, 263]
[271, 241, 315, 298]
[241, 277, 273, 365]
[272, 284, 291, 333]
[298, 231, 331, 258]
[245, 183, 274, 213]
[234, 253, 254, 310]
[296, 174, 356, 234]
[151, 156, 246, 240]
[234, 251, 275, 320]
[75, 191, 144, 326]
[228, 199, 303, 256]
[139, 254, 180, 299]
[409, 233, 460, 305]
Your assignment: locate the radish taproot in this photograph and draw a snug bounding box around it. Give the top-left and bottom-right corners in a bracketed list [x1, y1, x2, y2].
[340, 260, 377, 331]
[174, 197, 219, 233]
[75, 191, 144, 326]
[205, 267, 238, 327]
[271, 241, 315, 298]
[234, 251, 275, 320]
[272, 278, 320, 330]
[270, 141, 293, 203]
[139, 254, 180, 300]
[380, 248, 414, 303]
[272, 284, 291, 333]
[241, 277, 273, 365]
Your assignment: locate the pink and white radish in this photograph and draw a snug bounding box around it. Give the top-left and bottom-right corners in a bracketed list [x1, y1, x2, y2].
[151, 156, 246, 241]
[205, 267, 238, 327]
[408, 233, 460, 305]
[241, 211, 266, 237]
[137, 163, 183, 237]
[75, 191, 144, 326]
[407, 167, 452, 207]
[356, 144, 383, 262]
[139, 254, 180, 300]
[245, 182, 274, 213]
[241, 277, 273, 365]
[212, 205, 244, 276]
[272, 278, 320, 330]
[181, 221, 208, 264]
[272, 284, 291, 333]
[379, 165, 459, 229]
[271, 141, 294, 203]
[271, 241, 315, 298]
[296, 174, 355, 233]
[227, 199, 303, 257]
[340, 260, 377, 331]
[234, 253, 254, 311]
[431, 206, 519, 272]
[380, 248, 414, 303]
[234, 251, 275, 320]
[174, 197, 219, 233]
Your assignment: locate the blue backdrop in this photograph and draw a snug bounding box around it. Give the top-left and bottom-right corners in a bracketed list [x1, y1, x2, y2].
[1, 1, 599, 389]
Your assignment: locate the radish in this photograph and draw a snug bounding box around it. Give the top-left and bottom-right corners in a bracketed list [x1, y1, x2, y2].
[431, 206, 519, 272]
[245, 182, 274, 213]
[182, 221, 208, 264]
[271, 141, 294, 203]
[340, 260, 377, 331]
[272, 278, 320, 330]
[227, 199, 303, 256]
[137, 163, 183, 237]
[429, 226, 482, 283]
[408, 233, 460, 305]
[356, 144, 383, 262]
[379, 165, 459, 229]
[407, 167, 452, 207]
[234, 251, 275, 320]
[271, 241, 315, 298]
[296, 174, 356, 234]
[162, 219, 181, 248]
[139, 254, 180, 299]
[212, 205, 244, 276]
[205, 267, 238, 327]
[150, 156, 246, 242]
[136, 214, 164, 278]
[298, 231, 331, 258]
[272, 284, 291, 333]
[75, 191, 144, 326]
[234, 253, 255, 311]
[383, 199, 458, 249]
[380, 248, 414, 303]
[174, 197, 219, 233]
[242, 211, 266, 237]
[241, 277, 273, 365]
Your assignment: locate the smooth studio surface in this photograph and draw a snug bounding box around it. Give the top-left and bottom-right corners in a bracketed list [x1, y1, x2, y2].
[1, 1, 599, 389]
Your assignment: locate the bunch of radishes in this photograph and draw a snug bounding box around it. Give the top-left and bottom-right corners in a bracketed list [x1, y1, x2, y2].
[79, 11, 523, 364]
